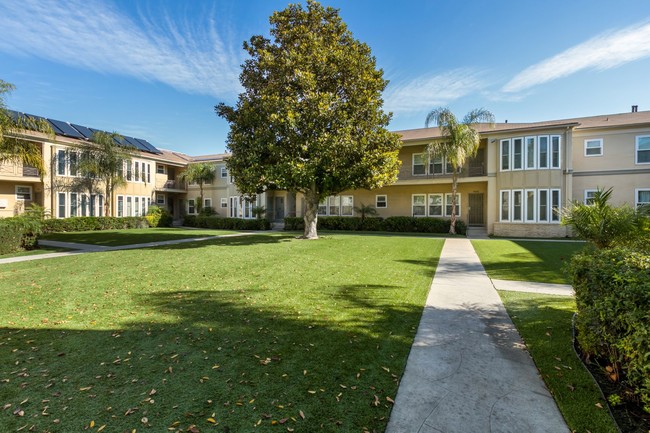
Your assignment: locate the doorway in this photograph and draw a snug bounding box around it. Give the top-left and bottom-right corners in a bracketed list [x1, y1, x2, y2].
[274, 197, 285, 221]
[468, 193, 484, 226]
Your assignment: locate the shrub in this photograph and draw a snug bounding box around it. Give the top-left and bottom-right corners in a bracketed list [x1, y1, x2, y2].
[568, 247, 650, 413]
[0, 219, 24, 255]
[0, 205, 47, 254]
[41, 216, 148, 233]
[282, 216, 465, 235]
[183, 215, 271, 230]
[199, 206, 217, 217]
[146, 205, 173, 228]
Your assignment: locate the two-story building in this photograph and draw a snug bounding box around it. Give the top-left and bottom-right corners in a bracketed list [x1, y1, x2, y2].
[2, 109, 649, 237]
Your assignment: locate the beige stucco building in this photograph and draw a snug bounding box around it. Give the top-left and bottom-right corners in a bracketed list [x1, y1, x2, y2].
[2, 109, 649, 237]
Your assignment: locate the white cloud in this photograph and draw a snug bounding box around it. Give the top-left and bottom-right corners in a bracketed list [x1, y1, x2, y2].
[503, 21, 650, 93]
[384, 69, 486, 115]
[0, 0, 242, 98]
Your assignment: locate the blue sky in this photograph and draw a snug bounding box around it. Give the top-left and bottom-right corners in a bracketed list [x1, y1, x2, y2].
[1, 0, 650, 155]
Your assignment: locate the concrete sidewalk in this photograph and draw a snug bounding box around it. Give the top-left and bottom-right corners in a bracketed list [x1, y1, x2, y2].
[386, 238, 568, 433]
[492, 279, 574, 296]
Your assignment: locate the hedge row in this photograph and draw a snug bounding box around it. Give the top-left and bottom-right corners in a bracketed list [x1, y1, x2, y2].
[568, 247, 650, 413]
[0, 209, 45, 254]
[183, 215, 271, 231]
[284, 216, 467, 235]
[41, 216, 149, 233]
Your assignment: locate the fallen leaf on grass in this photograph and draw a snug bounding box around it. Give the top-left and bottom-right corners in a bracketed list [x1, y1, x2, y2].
[595, 402, 603, 409]
[299, 410, 305, 420]
[207, 418, 216, 424]
[386, 397, 395, 404]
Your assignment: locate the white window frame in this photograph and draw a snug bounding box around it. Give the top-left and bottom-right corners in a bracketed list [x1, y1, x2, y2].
[340, 195, 354, 216]
[375, 195, 387, 208]
[188, 199, 196, 215]
[584, 139, 603, 157]
[512, 189, 523, 222]
[156, 164, 166, 174]
[126, 196, 133, 217]
[428, 193, 443, 217]
[525, 189, 537, 222]
[220, 198, 228, 208]
[57, 192, 66, 218]
[15, 185, 32, 201]
[538, 136, 549, 169]
[551, 135, 561, 169]
[57, 149, 66, 176]
[444, 193, 461, 218]
[512, 138, 523, 170]
[635, 188, 650, 208]
[584, 189, 598, 205]
[537, 189, 549, 222]
[156, 194, 165, 205]
[220, 166, 228, 178]
[499, 190, 510, 222]
[412, 153, 426, 176]
[430, 155, 444, 175]
[636, 135, 650, 164]
[500, 139, 510, 171]
[204, 198, 212, 209]
[525, 136, 537, 169]
[117, 195, 124, 217]
[412, 194, 426, 217]
[551, 189, 561, 223]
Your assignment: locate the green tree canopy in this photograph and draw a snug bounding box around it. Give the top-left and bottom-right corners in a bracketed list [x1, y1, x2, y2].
[216, 0, 401, 239]
[178, 162, 217, 213]
[425, 107, 494, 234]
[0, 79, 52, 176]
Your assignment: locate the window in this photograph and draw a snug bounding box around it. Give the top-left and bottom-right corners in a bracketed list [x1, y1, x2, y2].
[135, 162, 140, 182]
[188, 199, 195, 214]
[584, 189, 598, 204]
[525, 136, 536, 169]
[89, 194, 96, 217]
[70, 193, 78, 217]
[80, 194, 88, 217]
[58, 193, 66, 218]
[636, 136, 650, 164]
[375, 195, 387, 208]
[156, 194, 165, 205]
[134, 197, 140, 216]
[157, 164, 165, 174]
[430, 155, 444, 175]
[57, 149, 66, 175]
[126, 196, 132, 216]
[538, 189, 549, 222]
[328, 196, 340, 216]
[126, 161, 132, 181]
[341, 196, 353, 216]
[584, 139, 603, 157]
[445, 193, 461, 217]
[512, 190, 523, 222]
[117, 196, 124, 217]
[428, 193, 443, 217]
[69, 151, 78, 176]
[15, 186, 32, 200]
[412, 194, 426, 216]
[412, 153, 426, 175]
[147, 164, 151, 183]
[229, 197, 240, 217]
[525, 189, 536, 222]
[221, 167, 228, 178]
[500, 139, 510, 171]
[538, 136, 549, 169]
[636, 189, 650, 208]
[551, 135, 561, 168]
[204, 198, 212, 209]
[221, 198, 228, 208]
[318, 198, 327, 216]
[141, 197, 147, 216]
[98, 195, 104, 217]
[500, 190, 510, 221]
[551, 189, 561, 222]
[512, 138, 523, 170]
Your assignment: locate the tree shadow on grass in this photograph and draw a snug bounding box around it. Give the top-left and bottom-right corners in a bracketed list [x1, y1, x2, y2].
[0, 284, 424, 433]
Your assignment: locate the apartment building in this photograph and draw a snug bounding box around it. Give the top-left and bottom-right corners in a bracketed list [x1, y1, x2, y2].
[1, 109, 648, 237]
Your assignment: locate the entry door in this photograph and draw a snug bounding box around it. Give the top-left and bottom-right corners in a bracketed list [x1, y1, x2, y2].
[468, 193, 484, 226]
[274, 197, 285, 221]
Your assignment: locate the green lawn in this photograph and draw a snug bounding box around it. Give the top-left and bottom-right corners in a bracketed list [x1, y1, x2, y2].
[472, 240, 585, 284]
[499, 291, 619, 433]
[0, 233, 442, 433]
[40, 227, 240, 247]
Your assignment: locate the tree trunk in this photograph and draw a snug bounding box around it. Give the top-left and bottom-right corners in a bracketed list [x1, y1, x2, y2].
[449, 170, 458, 235]
[302, 188, 319, 239]
[105, 180, 112, 217]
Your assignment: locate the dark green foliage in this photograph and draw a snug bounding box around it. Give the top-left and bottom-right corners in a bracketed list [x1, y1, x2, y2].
[0, 205, 46, 254]
[183, 215, 271, 230]
[198, 206, 217, 217]
[41, 216, 148, 233]
[0, 220, 24, 254]
[146, 205, 173, 228]
[283, 216, 465, 234]
[568, 247, 650, 413]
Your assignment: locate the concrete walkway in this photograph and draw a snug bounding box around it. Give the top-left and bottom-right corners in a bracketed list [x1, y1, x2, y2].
[492, 279, 574, 296]
[386, 238, 569, 433]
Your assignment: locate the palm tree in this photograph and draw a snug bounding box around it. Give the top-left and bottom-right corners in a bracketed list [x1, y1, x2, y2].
[425, 107, 494, 234]
[178, 162, 217, 213]
[0, 79, 52, 177]
[77, 131, 135, 216]
[353, 202, 378, 224]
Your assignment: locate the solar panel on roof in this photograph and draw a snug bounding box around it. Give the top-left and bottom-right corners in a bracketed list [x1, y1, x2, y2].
[71, 123, 94, 139]
[135, 138, 161, 154]
[47, 119, 83, 138]
[122, 136, 141, 149]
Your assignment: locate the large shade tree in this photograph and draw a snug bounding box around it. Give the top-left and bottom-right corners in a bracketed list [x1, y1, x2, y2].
[77, 131, 135, 216]
[178, 162, 217, 213]
[216, 0, 401, 239]
[0, 79, 52, 176]
[425, 107, 494, 234]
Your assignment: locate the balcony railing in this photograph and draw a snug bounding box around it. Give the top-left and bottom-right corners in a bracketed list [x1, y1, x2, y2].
[22, 166, 39, 177]
[157, 179, 187, 191]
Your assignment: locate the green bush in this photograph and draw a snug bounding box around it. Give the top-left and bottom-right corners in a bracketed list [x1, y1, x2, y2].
[0, 219, 24, 255]
[41, 216, 148, 233]
[146, 205, 173, 228]
[183, 215, 271, 230]
[282, 216, 465, 235]
[0, 205, 47, 254]
[568, 247, 650, 413]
